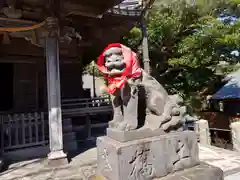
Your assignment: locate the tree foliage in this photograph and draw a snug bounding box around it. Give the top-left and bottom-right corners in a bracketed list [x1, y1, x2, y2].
[83, 61, 103, 77]
[122, 0, 240, 114]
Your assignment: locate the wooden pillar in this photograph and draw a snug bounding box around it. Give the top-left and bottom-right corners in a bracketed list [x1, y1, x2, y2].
[92, 65, 97, 97]
[141, 14, 151, 74]
[45, 17, 68, 165]
[0, 118, 3, 170]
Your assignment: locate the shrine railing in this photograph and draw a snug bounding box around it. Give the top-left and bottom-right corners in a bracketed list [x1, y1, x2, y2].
[185, 119, 233, 150]
[0, 112, 49, 151]
[0, 97, 112, 150]
[62, 96, 112, 116]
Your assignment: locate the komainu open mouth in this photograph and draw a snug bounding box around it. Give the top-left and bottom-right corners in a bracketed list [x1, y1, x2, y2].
[106, 62, 126, 76]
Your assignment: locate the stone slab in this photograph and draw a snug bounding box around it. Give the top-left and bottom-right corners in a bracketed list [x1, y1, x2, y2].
[106, 128, 165, 142]
[158, 163, 223, 180]
[48, 157, 69, 166]
[230, 122, 240, 152]
[93, 163, 223, 180]
[97, 131, 200, 180]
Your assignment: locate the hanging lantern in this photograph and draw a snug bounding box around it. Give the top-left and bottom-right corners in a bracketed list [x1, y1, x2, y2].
[206, 95, 212, 109]
[2, 32, 11, 44]
[219, 101, 224, 112]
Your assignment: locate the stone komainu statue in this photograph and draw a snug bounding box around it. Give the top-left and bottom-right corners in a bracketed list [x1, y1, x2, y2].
[97, 43, 186, 132]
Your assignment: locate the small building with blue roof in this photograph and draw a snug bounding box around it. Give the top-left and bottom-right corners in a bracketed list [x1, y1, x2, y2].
[211, 68, 240, 115]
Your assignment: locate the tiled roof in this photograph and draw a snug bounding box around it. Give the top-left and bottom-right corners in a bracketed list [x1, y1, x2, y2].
[108, 0, 154, 16]
[115, 0, 143, 10]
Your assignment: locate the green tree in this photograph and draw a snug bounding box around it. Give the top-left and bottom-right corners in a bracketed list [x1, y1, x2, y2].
[122, 0, 240, 114]
[83, 61, 103, 77]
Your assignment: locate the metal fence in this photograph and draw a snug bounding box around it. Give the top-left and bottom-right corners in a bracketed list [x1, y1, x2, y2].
[185, 119, 233, 150]
[0, 112, 49, 151]
[209, 127, 232, 150]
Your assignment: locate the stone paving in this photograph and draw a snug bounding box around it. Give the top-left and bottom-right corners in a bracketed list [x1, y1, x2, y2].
[199, 145, 240, 180]
[0, 147, 98, 180]
[1, 144, 240, 180]
[199, 145, 240, 175]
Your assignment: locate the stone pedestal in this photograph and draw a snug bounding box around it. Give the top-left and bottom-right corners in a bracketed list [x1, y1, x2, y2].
[195, 119, 211, 145]
[230, 121, 240, 152]
[97, 131, 200, 180]
[97, 130, 223, 180]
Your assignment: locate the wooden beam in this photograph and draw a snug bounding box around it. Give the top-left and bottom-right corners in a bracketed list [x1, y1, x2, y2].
[0, 39, 44, 56]
[61, 2, 104, 15]
[0, 17, 38, 26]
[0, 38, 85, 57]
[67, 11, 103, 19]
[0, 55, 82, 64]
[65, 0, 122, 12]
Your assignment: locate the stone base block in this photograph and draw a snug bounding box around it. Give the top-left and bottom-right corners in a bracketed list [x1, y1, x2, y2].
[159, 163, 223, 180]
[94, 163, 223, 180]
[107, 128, 165, 142]
[230, 121, 240, 152]
[47, 150, 69, 166]
[48, 157, 69, 166]
[97, 131, 200, 180]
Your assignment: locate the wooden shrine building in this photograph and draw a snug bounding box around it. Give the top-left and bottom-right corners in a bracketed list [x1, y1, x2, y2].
[0, 0, 154, 165]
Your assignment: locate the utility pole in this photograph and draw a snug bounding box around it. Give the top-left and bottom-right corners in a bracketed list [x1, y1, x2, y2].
[141, 12, 151, 74]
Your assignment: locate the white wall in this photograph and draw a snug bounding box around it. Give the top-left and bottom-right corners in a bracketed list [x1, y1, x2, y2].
[82, 74, 105, 97]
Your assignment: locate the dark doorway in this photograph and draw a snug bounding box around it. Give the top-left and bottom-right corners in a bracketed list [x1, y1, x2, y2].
[0, 63, 13, 111]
